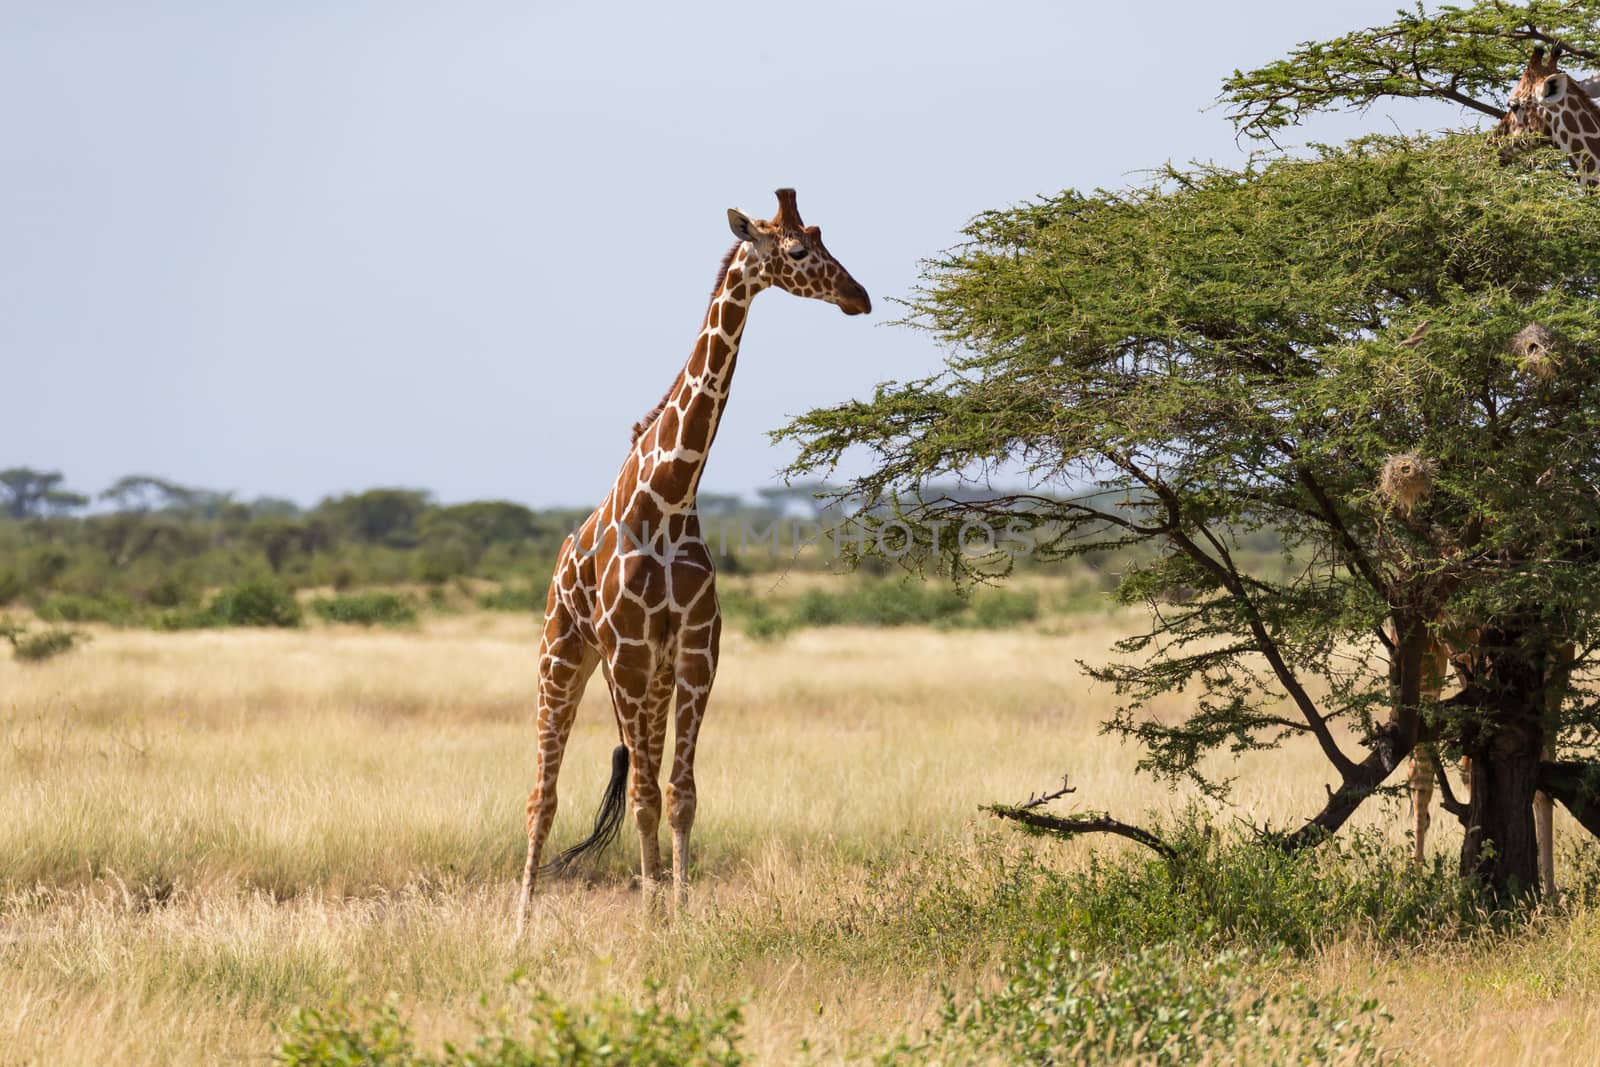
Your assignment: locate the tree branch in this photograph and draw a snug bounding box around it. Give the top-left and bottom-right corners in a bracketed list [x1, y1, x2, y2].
[987, 804, 1177, 862]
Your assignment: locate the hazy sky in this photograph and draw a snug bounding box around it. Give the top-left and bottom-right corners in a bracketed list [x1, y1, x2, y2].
[4, 2, 1473, 508]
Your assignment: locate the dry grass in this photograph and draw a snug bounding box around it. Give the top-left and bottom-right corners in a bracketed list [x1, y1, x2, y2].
[0, 608, 1594, 1064]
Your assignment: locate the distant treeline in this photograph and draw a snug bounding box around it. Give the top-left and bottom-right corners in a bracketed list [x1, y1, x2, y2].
[0, 467, 905, 626]
[1, 466, 1291, 630]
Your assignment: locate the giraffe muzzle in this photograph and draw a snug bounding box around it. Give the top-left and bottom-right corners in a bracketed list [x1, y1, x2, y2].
[838, 282, 872, 316]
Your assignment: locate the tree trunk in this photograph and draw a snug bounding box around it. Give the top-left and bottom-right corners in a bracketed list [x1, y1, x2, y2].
[1460, 720, 1542, 898]
[1456, 626, 1547, 901]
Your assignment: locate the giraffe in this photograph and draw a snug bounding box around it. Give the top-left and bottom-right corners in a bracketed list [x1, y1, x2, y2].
[1497, 45, 1600, 185]
[515, 189, 869, 934]
[1396, 319, 1579, 894]
[1402, 49, 1600, 890]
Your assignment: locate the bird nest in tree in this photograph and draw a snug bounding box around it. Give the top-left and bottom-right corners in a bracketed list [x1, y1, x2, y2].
[1511, 322, 1560, 382]
[1379, 453, 1437, 514]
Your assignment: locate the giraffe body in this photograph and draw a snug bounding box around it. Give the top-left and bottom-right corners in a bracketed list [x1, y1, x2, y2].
[516, 190, 868, 932]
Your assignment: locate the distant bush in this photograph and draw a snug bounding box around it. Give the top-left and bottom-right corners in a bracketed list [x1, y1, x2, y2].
[741, 601, 793, 642]
[891, 945, 1390, 1066]
[274, 984, 746, 1066]
[158, 581, 302, 630]
[726, 582, 1039, 638]
[479, 583, 544, 612]
[0, 617, 88, 663]
[793, 583, 967, 627]
[963, 588, 1039, 629]
[32, 593, 132, 625]
[311, 591, 418, 627]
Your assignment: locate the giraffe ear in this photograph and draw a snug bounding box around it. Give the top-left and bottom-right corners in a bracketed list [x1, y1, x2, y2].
[1541, 73, 1568, 104]
[727, 208, 762, 243]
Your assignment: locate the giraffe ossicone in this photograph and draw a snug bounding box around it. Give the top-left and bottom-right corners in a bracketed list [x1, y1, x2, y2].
[515, 189, 869, 934]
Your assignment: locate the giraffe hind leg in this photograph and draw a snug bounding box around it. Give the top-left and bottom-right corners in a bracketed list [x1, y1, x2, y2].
[667, 619, 719, 911]
[516, 598, 598, 937]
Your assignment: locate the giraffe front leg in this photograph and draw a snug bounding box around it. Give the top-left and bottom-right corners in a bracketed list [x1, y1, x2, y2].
[516, 601, 597, 938]
[667, 622, 719, 911]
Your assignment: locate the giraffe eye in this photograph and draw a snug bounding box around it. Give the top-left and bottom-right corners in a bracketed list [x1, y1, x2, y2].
[787, 247, 810, 261]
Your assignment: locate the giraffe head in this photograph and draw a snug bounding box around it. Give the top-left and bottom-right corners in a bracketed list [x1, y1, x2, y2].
[1498, 46, 1564, 140]
[726, 189, 871, 315]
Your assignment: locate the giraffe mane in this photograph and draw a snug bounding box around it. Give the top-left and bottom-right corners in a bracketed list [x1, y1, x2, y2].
[629, 241, 745, 444]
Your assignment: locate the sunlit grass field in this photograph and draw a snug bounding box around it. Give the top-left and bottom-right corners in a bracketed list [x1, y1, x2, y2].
[1, 592, 1598, 1064]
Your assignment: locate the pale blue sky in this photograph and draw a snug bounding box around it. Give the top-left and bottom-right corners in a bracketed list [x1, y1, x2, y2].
[4, 2, 1466, 508]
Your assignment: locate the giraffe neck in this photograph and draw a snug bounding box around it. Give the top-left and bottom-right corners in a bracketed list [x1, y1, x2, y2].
[1546, 94, 1600, 185]
[626, 244, 763, 517]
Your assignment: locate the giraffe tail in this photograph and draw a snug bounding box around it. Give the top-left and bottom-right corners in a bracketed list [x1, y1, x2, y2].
[547, 743, 630, 874]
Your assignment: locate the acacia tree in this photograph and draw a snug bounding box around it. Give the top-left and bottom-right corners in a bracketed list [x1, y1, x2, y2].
[1218, 0, 1600, 139]
[778, 134, 1600, 898]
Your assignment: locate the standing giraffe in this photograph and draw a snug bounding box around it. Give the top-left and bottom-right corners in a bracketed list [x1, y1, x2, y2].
[1397, 319, 1579, 894]
[516, 189, 870, 933]
[1498, 45, 1600, 185]
[1401, 51, 1600, 890]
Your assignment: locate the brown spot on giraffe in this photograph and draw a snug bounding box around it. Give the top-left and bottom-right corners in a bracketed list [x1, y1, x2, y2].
[516, 189, 871, 934]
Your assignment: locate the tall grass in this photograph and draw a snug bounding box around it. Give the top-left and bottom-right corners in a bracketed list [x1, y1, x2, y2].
[0, 615, 1596, 1064]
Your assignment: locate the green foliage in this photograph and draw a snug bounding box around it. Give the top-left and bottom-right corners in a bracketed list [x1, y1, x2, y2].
[892, 944, 1390, 1066]
[274, 984, 746, 1067]
[33, 593, 138, 626]
[898, 819, 1483, 964]
[479, 583, 545, 613]
[0, 616, 89, 662]
[1218, 0, 1600, 139]
[311, 592, 419, 627]
[779, 132, 1600, 835]
[159, 581, 303, 630]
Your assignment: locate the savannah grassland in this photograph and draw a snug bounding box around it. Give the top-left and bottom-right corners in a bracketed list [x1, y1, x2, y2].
[3, 582, 1600, 1065]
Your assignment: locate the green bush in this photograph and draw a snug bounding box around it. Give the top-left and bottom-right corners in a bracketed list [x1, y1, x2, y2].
[208, 581, 303, 627]
[0, 617, 88, 663]
[311, 591, 418, 627]
[158, 581, 303, 630]
[963, 588, 1039, 629]
[895, 817, 1484, 965]
[741, 601, 793, 642]
[791, 582, 968, 628]
[34, 592, 137, 625]
[480, 583, 545, 612]
[891, 945, 1390, 1066]
[274, 984, 746, 1067]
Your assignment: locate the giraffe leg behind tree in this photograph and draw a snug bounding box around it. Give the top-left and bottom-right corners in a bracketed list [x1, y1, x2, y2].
[517, 594, 599, 936]
[1409, 748, 1436, 864]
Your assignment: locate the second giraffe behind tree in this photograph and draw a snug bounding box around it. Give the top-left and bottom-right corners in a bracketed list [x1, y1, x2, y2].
[516, 189, 870, 934]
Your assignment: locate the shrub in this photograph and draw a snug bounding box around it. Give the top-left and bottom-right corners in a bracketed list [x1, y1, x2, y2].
[479, 583, 544, 612]
[791, 583, 968, 628]
[741, 601, 793, 642]
[33, 592, 137, 626]
[274, 984, 746, 1067]
[963, 588, 1039, 629]
[207, 581, 303, 627]
[0, 617, 88, 663]
[311, 591, 418, 627]
[157, 581, 303, 630]
[890, 945, 1390, 1066]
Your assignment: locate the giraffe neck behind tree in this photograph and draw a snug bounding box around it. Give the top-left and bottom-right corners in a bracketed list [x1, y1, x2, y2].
[515, 189, 869, 936]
